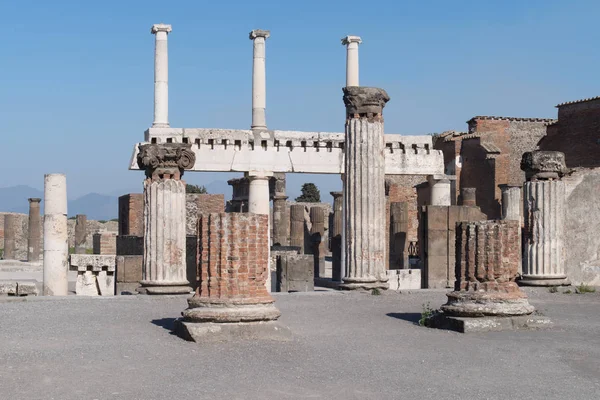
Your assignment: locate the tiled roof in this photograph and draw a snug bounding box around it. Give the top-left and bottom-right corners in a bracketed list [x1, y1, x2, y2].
[556, 96, 600, 107]
[480, 142, 502, 154]
[467, 116, 556, 123]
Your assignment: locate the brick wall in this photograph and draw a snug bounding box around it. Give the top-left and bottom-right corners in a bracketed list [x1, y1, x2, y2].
[118, 194, 143, 236]
[186, 194, 225, 235]
[93, 232, 117, 255]
[538, 98, 600, 168]
[196, 213, 271, 302]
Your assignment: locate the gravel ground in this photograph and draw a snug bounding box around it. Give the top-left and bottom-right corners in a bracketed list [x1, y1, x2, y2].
[0, 288, 598, 400]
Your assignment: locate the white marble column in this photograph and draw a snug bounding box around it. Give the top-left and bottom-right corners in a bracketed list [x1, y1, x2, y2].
[43, 174, 68, 296]
[247, 171, 273, 291]
[151, 23, 172, 128]
[137, 143, 196, 294]
[249, 30, 270, 130]
[520, 151, 569, 286]
[340, 87, 389, 290]
[341, 36, 362, 87]
[429, 176, 451, 206]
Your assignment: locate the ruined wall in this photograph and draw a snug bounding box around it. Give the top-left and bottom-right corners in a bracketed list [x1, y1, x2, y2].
[286, 201, 332, 254]
[506, 121, 549, 185]
[563, 167, 600, 285]
[539, 98, 600, 168]
[118, 194, 144, 236]
[185, 194, 225, 235]
[67, 220, 118, 250]
[0, 213, 28, 260]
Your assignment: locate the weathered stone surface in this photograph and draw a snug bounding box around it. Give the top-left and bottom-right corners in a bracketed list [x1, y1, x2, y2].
[43, 174, 69, 296]
[387, 269, 421, 290]
[441, 220, 535, 317]
[277, 254, 314, 292]
[27, 198, 42, 262]
[70, 254, 116, 271]
[428, 313, 552, 333]
[74, 215, 87, 254]
[342, 87, 390, 115]
[460, 187, 477, 206]
[116, 255, 143, 283]
[3, 214, 18, 260]
[174, 319, 291, 343]
[70, 254, 116, 296]
[521, 151, 568, 180]
[289, 204, 305, 253]
[309, 206, 325, 278]
[16, 282, 38, 296]
[0, 281, 17, 295]
[330, 191, 343, 282]
[137, 143, 196, 180]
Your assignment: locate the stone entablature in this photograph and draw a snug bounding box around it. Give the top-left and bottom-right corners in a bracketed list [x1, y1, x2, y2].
[129, 128, 444, 175]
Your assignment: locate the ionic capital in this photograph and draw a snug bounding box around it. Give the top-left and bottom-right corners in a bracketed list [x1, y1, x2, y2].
[249, 29, 270, 40]
[137, 143, 196, 181]
[151, 24, 172, 34]
[521, 151, 568, 181]
[341, 35, 362, 46]
[342, 86, 390, 115]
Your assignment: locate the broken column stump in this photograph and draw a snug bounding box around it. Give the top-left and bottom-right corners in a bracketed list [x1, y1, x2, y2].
[69, 254, 116, 296]
[277, 253, 314, 292]
[175, 213, 291, 342]
[429, 220, 551, 333]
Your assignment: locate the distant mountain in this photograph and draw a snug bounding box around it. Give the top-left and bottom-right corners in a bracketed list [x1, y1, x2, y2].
[68, 193, 119, 221]
[0, 185, 44, 214]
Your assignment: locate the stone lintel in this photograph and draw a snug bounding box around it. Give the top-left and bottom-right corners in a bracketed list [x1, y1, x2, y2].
[151, 23, 172, 34]
[342, 87, 390, 115]
[69, 255, 116, 272]
[246, 171, 274, 180]
[341, 35, 362, 45]
[249, 29, 270, 40]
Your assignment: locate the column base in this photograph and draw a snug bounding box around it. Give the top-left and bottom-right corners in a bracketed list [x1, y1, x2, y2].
[138, 280, 192, 295]
[151, 122, 170, 128]
[339, 278, 389, 291]
[183, 301, 280, 323]
[518, 276, 570, 287]
[441, 291, 534, 317]
[174, 319, 292, 342]
[426, 313, 552, 333]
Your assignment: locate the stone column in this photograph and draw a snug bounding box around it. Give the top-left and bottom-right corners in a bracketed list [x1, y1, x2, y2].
[460, 187, 477, 206]
[499, 185, 521, 221]
[340, 86, 389, 290]
[520, 151, 569, 286]
[3, 214, 17, 260]
[137, 143, 196, 294]
[247, 171, 273, 291]
[27, 198, 42, 262]
[330, 191, 343, 281]
[43, 174, 68, 296]
[227, 177, 249, 212]
[309, 206, 326, 278]
[151, 23, 172, 128]
[74, 214, 87, 254]
[271, 173, 288, 246]
[249, 29, 270, 130]
[341, 36, 362, 87]
[390, 202, 409, 269]
[429, 176, 451, 206]
[290, 204, 305, 253]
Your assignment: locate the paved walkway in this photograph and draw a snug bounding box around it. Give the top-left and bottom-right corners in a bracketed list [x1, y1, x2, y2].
[0, 288, 598, 399]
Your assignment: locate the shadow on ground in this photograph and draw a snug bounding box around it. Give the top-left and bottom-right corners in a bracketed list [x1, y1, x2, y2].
[386, 312, 421, 325]
[151, 317, 177, 332]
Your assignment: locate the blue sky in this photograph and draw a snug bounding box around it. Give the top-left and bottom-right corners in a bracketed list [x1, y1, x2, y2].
[1, 0, 599, 202]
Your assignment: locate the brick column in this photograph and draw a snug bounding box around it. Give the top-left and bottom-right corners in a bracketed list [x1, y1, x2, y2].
[290, 204, 305, 253]
[520, 151, 569, 286]
[330, 191, 343, 281]
[309, 206, 325, 278]
[340, 87, 389, 290]
[3, 214, 18, 260]
[27, 198, 42, 262]
[74, 214, 87, 254]
[137, 143, 196, 294]
[176, 213, 289, 342]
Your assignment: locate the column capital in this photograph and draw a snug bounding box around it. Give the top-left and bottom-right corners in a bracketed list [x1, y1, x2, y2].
[330, 191, 343, 199]
[249, 29, 270, 40]
[151, 23, 172, 34]
[246, 171, 274, 180]
[342, 87, 390, 115]
[28, 198, 42, 203]
[341, 35, 362, 46]
[520, 151, 568, 181]
[137, 143, 196, 180]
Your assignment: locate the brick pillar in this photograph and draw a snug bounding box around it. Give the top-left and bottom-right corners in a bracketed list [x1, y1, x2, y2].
[309, 206, 325, 278]
[74, 214, 87, 254]
[290, 204, 305, 253]
[390, 202, 409, 269]
[441, 220, 534, 316]
[520, 151, 569, 286]
[137, 143, 196, 294]
[340, 87, 389, 290]
[176, 213, 289, 342]
[3, 214, 18, 260]
[27, 198, 42, 262]
[330, 191, 343, 281]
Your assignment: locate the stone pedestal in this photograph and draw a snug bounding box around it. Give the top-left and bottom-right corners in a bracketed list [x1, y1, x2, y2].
[74, 214, 87, 254]
[69, 254, 116, 296]
[459, 187, 477, 207]
[27, 198, 42, 262]
[290, 204, 305, 253]
[43, 174, 69, 296]
[330, 191, 343, 282]
[137, 143, 196, 294]
[309, 206, 326, 278]
[340, 87, 389, 290]
[520, 151, 569, 286]
[3, 214, 17, 260]
[176, 213, 290, 342]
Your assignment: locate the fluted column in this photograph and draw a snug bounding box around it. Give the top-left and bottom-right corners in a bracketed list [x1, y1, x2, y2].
[309, 206, 326, 278]
[151, 23, 172, 128]
[137, 143, 196, 294]
[520, 151, 569, 286]
[249, 29, 270, 130]
[27, 198, 42, 262]
[290, 204, 305, 253]
[330, 191, 343, 281]
[340, 87, 389, 290]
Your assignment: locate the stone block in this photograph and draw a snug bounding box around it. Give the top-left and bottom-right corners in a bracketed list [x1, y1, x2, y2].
[423, 255, 450, 289]
[116, 235, 143, 256]
[174, 319, 292, 342]
[428, 313, 552, 333]
[69, 254, 116, 296]
[387, 269, 421, 290]
[0, 281, 17, 295]
[277, 254, 314, 292]
[16, 282, 38, 296]
[426, 206, 448, 230]
[116, 255, 143, 283]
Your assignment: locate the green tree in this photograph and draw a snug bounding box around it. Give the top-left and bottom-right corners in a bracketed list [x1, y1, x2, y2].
[186, 184, 208, 194]
[295, 183, 321, 202]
